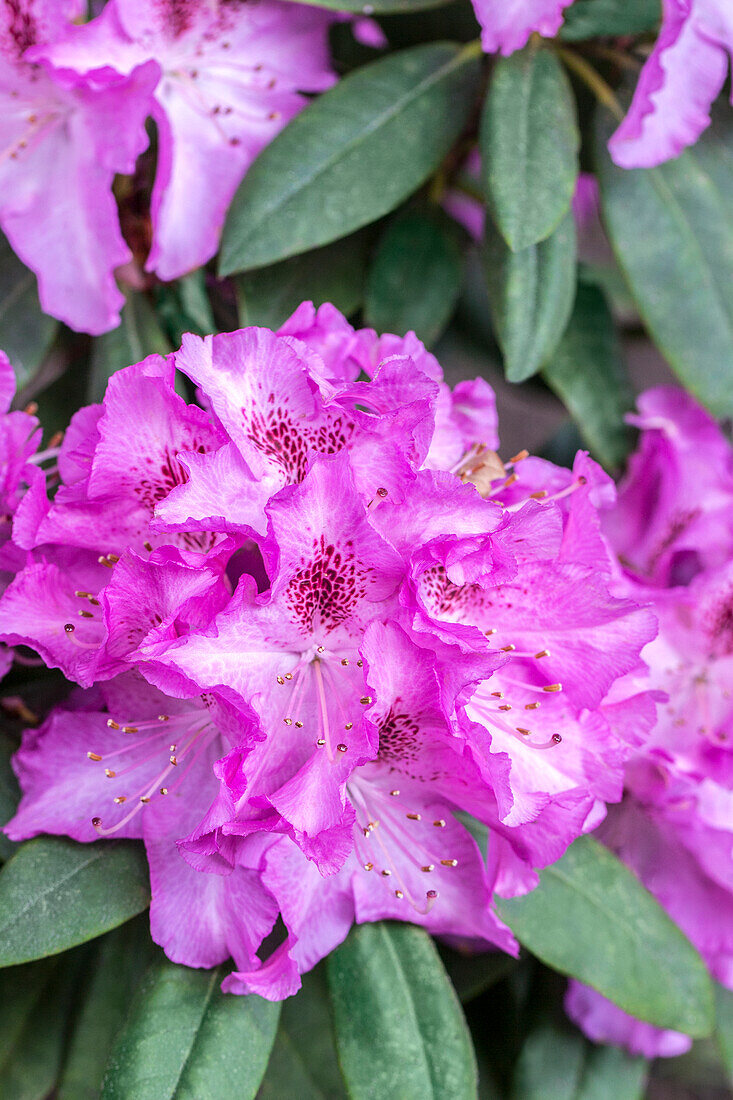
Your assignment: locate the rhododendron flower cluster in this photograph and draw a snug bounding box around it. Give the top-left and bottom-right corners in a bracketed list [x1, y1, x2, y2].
[0, 304, 656, 998]
[566, 387, 733, 1056]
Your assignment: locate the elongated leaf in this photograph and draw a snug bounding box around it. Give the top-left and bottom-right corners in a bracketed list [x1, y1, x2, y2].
[483, 211, 576, 382]
[542, 279, 633, 470]
[0, 728, 20, 862]
[716, 984, 733, 1084]
[155, 271, 216, 348]
[0, 232, 57, 391]
[0, 836, 150, 965]
[575, 1044, 647, 1100]
[328, 922, 477, 1100]
[495, 836, 714, 1036]
[0, 958, 58, 1072]
[511, 1024, 585, 1100]
[220, 43, 481, 275]
[58, 917, 158, 1100]
[259, 966, 345, 1099]
[89, 291, 171, 403]
[237, 232, 369, 330]
[596, 105, 733, 417]
[561, 0, 660, 40]
[365, 207, 464, 345]
[481, 45, 579, 251]
[102, 960, 280, 1100]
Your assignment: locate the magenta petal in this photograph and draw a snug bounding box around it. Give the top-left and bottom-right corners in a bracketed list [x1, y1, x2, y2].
[471, 0, 573, 55]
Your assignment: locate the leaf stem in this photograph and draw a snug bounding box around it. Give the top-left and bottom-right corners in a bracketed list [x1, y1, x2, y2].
[457, 38, 484, 64]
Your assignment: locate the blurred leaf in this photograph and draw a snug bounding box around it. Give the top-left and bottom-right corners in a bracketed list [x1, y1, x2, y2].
[511, 1023, 585, 1099]
[102, 959, 279, 1100]
[481, 45, 579, 251]
[715, 984, 733, 1084]
[365, 207, 464, 345]
[575, 1044, 648, 1100]
[0, 836, 150, 966]
[0, 232, 57, 391]
[596, 103, 733, 417]
[495, 836, 714, 1037]
[483, 211, 576, 382]
[58, 917, 158, 1100]
[542, 279, 633, 470]
[259, 966, 345, 1099]
[378, 4, 481, 48]
[328, 922, 477, 1100]
[237, 232, 369, 330]
[561, 0, 660, 39]
[0, 952, 81, 1100]
[281, 0, 452, 11]
[89, 291, 171, 403]
[155, 271, 216, 347]
[439, 946, 517, 1004]
[220, 43, 481, 275]
[0, 728, 20, 862]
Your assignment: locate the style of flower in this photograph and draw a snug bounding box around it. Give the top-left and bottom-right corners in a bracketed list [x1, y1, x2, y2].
[567, 387, 733, 1056]
[0, 0, 158, 333]
[608, 0, 733, 168]
[40, 0, 336, 280]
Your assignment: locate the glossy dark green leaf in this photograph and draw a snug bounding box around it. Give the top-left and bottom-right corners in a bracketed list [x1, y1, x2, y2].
[561, 0, 660, 40]
[237, 232, 369, 330]
[0, 953, 81, 1100]
[89, 291, 171, 403]
[715, 984, 733, 1084]
[58, 917, 158, 1100]
[542, 279, 633, 470]
[220, 43, 481, 275]
[596, 105, 733, 417]
[481, 45, 579, 251]
[102, 960, 280, 1100]
[328, 922, 477, 1100]
[365, 208, 464, 345]
[0, 836, 150, 965]
[575, 1044, 648, 1100]
[0, 729, 20, 862]
[259, 966, 345, 1100]
[0, 232, 57, 391]
[510, 1024, 647, 1100]
[483, 211, 576, 382]
[495, 836, 714, 1036]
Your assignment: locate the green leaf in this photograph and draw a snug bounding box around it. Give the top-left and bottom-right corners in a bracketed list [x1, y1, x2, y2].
[328, 922, 477, 1100]
[220, 43, 481, 275]
[365, 207, 464, 345]
[510, 1024, 647, 1100]
[0, 836, 150, 965]
[595, 104, 733, 417]
[0, 729, 20, 862]
[481, 45, 579, 252]
[0, 952, 82, 1100]
[483, 211, 577, 382]
[259, 966, 345, 1099]
[542, 279, 633, 470]
[0, 232, 57, 391]
[561, 0, 660, 40]
[89, 291, 171, 403]
[495, 836, 714, 1037]
[102, 960, 279, 1100]
[237, 231, 369, 330]
[155, 271, 216, 348]
[58, 917, 158, 1100]
[715, 984, 733, 1084]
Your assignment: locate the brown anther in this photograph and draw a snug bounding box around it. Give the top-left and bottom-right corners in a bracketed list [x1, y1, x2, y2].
[525, 702, 540, 709]
[122, 726, 138, 734]
[158, 715, 170, 722]
[23, 402, 38, 415]
[98, 556, 115, 568]
[92, 816, 102, 827]
[87, 751, 102, 761]
[360, 696, 372, 705]
[113, 796, 126, 804]
[552, 734, 563, 744]
[104, 769, 116, 778]
[285, 672, 293, 680]
[316, 738, 326, 746]
[276, 676, 285, 685]
[440, 859, 458, 867]
[78, 609, 94, 619]
[485, 628, 497, 636]
[530, 490, 548, 499]
[490, 691, 504, 698]
[421, 865, 435, 873]
[542, 683, 562, 692]
[364, 862, 373, 871]
[107, 720, 120, 730]
[394, 890, 404, 899]
[143, 541, 153, 552]
[406, 812, 421, 821]
[267, 111, 281, 120]
[390, 789, 400, 797]
[87, 597, 100, 606]
[534, 650, 550, 659]
[510, 449, 529, 464]
[376, 487, 388, 498]
[295, 721, 303, 728]
[516, 727, 532, 736]
[75, 591, 92, 598]
[283, 717, 292, 726]
[337, 743, 348, 753]
[341, 658, 349, 666]
[356, 660, 363, 668]
[160, 787, 168, 795]
[169, 755, 178, 766]
[502, 473, 518, 488]
[498, 704, 512, 711]
[344, 722, 353, 731]
[381, 869, 391, 877]
[140, 796, 151, 804]
[433, 819, 446, 828]
[64, 623, 75, 633]
[500, 644, 516, 652]
[106, 553, 120, 563]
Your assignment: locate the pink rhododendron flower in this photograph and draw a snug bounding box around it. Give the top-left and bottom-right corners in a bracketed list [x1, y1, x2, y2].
[609, 0, 733, 168]
[471, 0, 573, 55]
[567, 388, 733, 1055]
[41, 0, 336, 280]
[0, 0, 158, 333]
[1, 304, 656, 996]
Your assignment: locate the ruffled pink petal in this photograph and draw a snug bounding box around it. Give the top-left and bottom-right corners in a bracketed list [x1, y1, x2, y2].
[471, 0, 573, 55]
